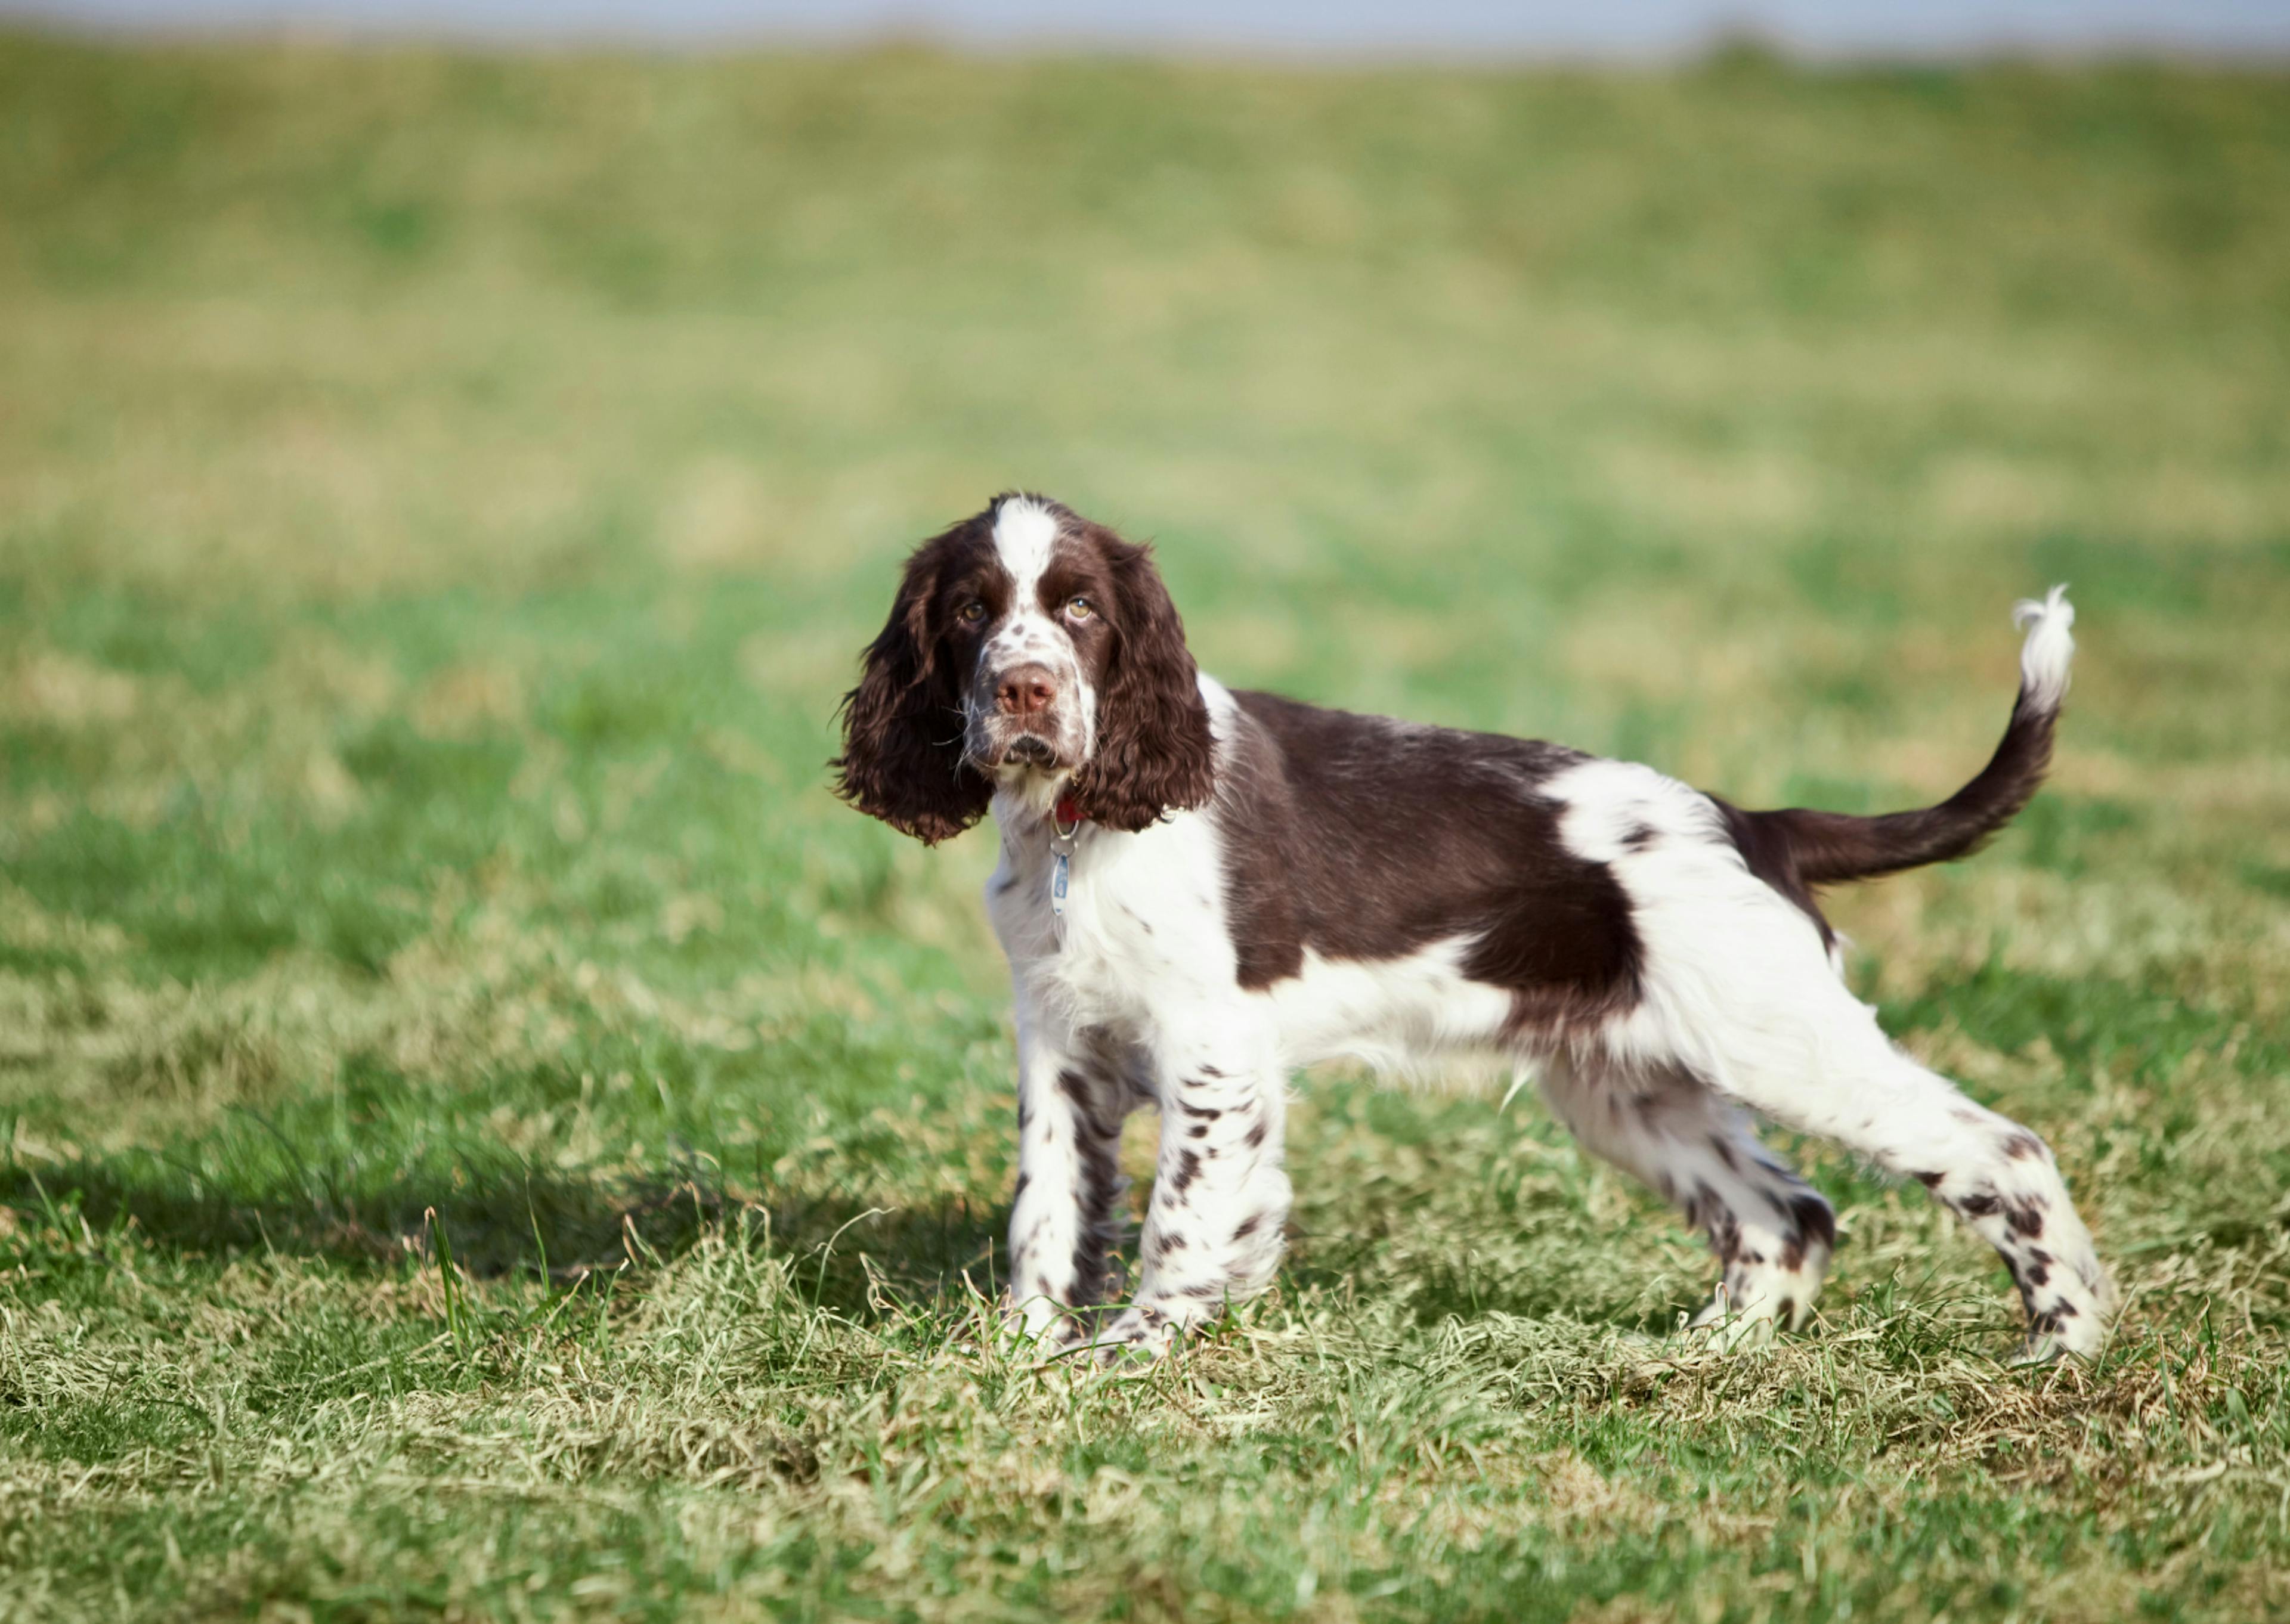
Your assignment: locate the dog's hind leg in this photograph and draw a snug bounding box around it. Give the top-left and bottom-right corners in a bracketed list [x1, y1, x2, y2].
[1607, 853, 2115, 1359]
[1695, 1000, 2113, 1360]
[1540, 1053, 1834, 1346]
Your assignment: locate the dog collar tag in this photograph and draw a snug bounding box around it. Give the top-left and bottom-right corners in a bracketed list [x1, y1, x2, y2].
[1048, 798, 1083, 935]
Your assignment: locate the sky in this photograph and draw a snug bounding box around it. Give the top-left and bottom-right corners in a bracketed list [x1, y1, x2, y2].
[5, 0, 2288, 57]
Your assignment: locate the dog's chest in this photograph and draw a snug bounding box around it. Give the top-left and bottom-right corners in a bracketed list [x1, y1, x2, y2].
[985, 816, 1235, 1019]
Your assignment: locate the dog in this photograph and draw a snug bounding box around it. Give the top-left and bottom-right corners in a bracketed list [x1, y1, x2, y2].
[834, 492, 2115, 1363]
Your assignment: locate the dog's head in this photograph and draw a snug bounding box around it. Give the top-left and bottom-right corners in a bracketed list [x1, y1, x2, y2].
[833, 494, 1215, 842]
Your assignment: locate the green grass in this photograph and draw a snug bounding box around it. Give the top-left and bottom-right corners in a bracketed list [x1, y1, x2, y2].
[3, 29, 2289, 1621]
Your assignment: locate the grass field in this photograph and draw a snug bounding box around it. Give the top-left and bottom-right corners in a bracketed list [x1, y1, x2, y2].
[3, 30, 2289, 1620]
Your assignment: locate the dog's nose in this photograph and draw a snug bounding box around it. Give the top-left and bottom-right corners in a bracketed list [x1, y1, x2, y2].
[995, 665, 1057, 717]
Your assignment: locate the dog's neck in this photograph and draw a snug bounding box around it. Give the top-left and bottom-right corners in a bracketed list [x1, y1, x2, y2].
[992, 771, 1082, 836]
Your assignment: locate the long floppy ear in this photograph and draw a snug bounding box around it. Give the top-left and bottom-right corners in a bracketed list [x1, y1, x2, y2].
[1073, 537, 1215, 832]
[833, 535, 992, 844]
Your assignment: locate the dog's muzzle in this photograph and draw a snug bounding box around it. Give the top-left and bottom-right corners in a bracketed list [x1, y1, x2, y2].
[971, 661, 1083, 772]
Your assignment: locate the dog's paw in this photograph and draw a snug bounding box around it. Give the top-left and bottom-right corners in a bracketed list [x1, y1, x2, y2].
[2009, 1305, 2109, 1366]
[983, 1294, 1089, 1362]
[1076, 1303, 1191, 1369]
[1682, 1285, 1787, 1353]
[2008, 1334, 2065, 1368]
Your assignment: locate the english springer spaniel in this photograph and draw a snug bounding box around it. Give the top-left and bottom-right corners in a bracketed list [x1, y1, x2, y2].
[835, 494, 2115, 1364]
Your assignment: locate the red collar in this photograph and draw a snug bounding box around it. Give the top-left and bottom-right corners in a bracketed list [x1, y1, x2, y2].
[1054, 794, 1085, 828]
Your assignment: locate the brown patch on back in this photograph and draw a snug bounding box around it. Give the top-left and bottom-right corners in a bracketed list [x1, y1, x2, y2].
[1216, 693, 1643, 1038]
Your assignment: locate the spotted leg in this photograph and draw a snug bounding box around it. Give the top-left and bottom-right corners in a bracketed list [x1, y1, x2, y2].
[1092, 1033, 1292, 1363]
[1901, 1096, 2114, 1361]
[1658, 959, 2116, 1359]
[1002, 1017, 1132, 1349]
[1540, 1054, 1836, 1347]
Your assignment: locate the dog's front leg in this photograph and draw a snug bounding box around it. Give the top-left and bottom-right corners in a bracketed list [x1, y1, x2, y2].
[1002, 1014, 1129, 1347]
[1095, 1029, 1292, 1362]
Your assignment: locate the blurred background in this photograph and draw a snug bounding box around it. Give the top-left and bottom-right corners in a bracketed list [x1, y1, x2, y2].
[4, 0, 2288, 1236]
[10, 0, 2290, 55]
[3, 3, 2289, 1616]
[4, 0, 2289, 1239]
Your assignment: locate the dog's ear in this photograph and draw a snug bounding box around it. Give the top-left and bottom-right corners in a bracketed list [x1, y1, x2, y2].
[833, 532, 992, 844]
[1074, 537, 1215, 832]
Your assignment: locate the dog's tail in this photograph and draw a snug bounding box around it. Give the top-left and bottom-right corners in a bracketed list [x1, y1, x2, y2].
[1736, 587, 2074, 888]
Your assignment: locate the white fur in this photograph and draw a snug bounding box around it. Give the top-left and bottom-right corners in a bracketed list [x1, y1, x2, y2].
[988, 749, 1293, 1348]
[1550, 755, 2110, 1353]
[991, 494, 1060, 593]
[2013, 584, 2075, 712]
[1267, 941, 1515, 1075]
[973, 496, 1097, 809]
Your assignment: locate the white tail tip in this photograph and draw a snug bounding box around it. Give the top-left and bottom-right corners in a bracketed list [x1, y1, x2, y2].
[2012, 584, 2075, 711]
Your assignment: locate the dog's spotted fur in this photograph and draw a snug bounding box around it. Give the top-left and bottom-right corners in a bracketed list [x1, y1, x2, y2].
[836, 495, 2115, 1363]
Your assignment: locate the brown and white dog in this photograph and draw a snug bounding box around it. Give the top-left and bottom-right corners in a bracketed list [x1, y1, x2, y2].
[835, 492, 2114, 1363]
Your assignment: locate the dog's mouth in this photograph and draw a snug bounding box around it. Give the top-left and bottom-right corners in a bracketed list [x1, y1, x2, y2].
[997, 734, 1062, 769]
[966, 705, 1084, 777]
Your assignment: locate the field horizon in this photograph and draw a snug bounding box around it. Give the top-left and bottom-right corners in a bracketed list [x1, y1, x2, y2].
[2, 31, 2288, 1621]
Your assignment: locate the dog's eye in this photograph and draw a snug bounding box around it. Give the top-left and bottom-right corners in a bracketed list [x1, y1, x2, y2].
[1065, 596, 1094, 621]
[957, 601, 986, 625]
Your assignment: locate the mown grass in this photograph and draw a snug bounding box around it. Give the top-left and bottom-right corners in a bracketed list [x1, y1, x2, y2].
[2, 29, 2289, 1621]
